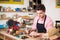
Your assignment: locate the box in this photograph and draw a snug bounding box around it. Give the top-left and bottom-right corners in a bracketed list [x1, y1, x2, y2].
[0, 25, 4, 29]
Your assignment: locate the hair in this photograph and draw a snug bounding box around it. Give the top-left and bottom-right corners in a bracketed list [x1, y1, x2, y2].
[36, 4, 46, 12]
[7, 19, 14, 26]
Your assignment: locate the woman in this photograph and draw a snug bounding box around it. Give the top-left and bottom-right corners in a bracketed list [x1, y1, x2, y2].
[29, 4, 53, 37]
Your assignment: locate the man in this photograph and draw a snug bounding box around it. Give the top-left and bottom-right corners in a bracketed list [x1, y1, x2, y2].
[29, 4, 53, 36]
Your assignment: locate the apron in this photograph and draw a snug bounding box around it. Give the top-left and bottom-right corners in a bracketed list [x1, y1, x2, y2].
[36, 15, 47, 33]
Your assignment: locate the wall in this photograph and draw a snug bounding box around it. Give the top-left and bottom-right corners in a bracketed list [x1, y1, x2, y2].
[0, 0, 60, 26]
[0, 12, 35, 25]
[42, 0, 60, 26]
[0, 0, 36, 25]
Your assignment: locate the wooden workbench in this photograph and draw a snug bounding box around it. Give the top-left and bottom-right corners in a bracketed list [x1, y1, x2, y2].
[0, 28, 59, 40]
[0, 31, 22, 40]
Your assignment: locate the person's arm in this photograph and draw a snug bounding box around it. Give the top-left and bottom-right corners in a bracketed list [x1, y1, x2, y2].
[46, 18, 54, 32]
[31, 16, 38, 31]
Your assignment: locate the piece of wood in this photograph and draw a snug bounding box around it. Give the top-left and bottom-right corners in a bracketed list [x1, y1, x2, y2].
[0, 33, 4, 39]
[49, 35, 58, 40]
[48, 28, 59, 37]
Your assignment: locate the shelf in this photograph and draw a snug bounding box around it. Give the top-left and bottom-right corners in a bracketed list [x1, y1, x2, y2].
[0, 18, 9, 20]
[0, 11, 34, 13]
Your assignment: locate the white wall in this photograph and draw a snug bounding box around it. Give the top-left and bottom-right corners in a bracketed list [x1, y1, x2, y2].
[0, 0, 60, 26]
[42, 0, 60, 26]
[0, 12, 35, 25]
[0, 0, 30, 24]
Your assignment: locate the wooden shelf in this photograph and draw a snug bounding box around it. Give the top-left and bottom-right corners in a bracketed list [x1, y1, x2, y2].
[0, 18, 10, 20]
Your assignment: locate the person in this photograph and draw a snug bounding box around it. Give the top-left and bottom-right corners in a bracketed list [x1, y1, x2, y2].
[7, 19, 19, 34]
[29, 4, 54, 37]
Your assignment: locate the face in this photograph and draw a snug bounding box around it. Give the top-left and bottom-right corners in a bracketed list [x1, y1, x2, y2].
[36, 10, 45, 18]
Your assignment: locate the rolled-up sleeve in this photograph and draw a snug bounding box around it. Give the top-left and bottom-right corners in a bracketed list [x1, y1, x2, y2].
[46, 18, 54, 32]
[32, 16, 38, 30]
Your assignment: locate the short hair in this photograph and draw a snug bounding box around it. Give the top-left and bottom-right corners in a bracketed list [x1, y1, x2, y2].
[36, 4, 46, 12]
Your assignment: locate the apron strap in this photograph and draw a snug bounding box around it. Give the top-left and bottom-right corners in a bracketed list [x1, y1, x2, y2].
[44, 15, 46, 25]
[37, 15, 47, 25]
